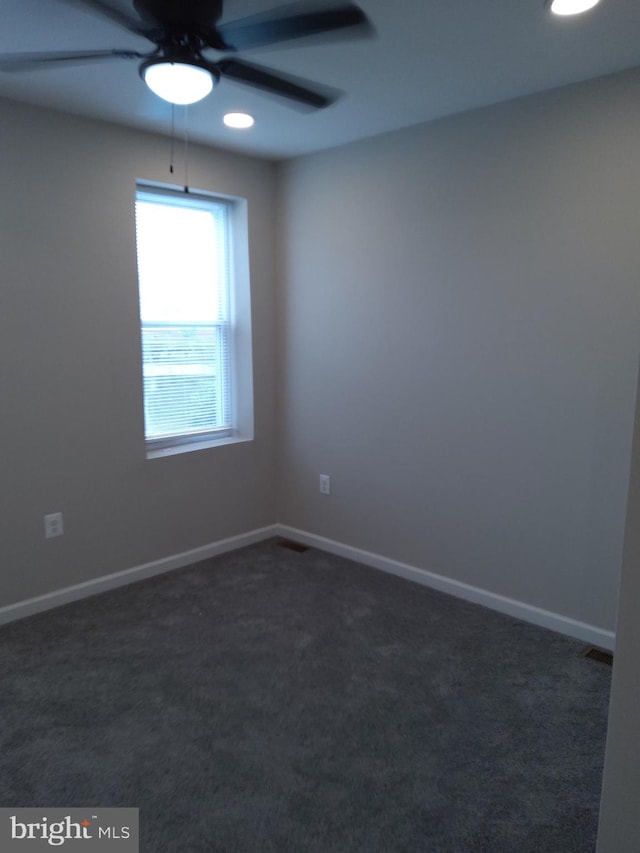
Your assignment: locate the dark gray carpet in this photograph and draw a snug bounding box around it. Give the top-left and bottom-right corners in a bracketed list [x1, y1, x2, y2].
[0, 540, 611, 852]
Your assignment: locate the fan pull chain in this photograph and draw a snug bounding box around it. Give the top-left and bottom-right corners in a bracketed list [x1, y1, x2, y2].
[183, 105, 190, 193]
[169, 103, 175, 174]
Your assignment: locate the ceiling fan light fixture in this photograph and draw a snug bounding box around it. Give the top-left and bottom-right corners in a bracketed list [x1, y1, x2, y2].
[142, 61, 214, 105]
[224, 112, 255, 129]
[548, 0, 601, 16]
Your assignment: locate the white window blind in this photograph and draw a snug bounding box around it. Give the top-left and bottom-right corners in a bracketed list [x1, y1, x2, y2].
[135, 187, 232, 449]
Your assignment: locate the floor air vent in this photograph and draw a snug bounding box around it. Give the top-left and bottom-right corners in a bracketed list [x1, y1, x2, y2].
[582, 646, 613, 666]
[276, 538, 309, 553]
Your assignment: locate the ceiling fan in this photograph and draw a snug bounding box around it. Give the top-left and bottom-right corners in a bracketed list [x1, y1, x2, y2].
[0, 0, 372, 107]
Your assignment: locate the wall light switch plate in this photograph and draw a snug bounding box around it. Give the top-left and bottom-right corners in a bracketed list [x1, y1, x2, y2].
[319, 474, 331, 495]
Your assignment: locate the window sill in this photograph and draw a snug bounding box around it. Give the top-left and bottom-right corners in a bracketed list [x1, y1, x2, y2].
[146, 433, 252, 459]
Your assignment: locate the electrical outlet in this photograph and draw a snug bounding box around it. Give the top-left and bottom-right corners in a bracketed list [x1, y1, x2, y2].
[319, 474, 331, 495]
[44, 512, 64, 539]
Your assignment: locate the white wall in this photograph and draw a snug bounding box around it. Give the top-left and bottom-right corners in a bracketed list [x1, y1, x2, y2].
[277, 68, 640, 633]
[0, 98, 278, 607]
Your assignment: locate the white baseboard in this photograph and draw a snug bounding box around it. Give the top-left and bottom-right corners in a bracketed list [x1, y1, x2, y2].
[0, 525, 278, 627]
[277, 525, 616, 651]
[1, 522, 616, 651]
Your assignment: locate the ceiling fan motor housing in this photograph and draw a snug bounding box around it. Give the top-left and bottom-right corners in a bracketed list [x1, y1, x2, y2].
[134, 0, 224, 29]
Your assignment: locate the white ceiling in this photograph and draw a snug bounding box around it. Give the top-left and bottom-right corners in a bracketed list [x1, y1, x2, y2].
[1, 0, 640, 160]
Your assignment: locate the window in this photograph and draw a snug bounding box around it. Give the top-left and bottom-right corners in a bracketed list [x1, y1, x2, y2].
[135, 184, 253, 456]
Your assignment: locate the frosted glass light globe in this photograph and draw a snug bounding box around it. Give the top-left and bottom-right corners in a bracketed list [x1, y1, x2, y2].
[144, 62, 213, 105]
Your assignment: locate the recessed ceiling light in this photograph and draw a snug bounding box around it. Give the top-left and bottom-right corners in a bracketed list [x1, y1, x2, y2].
[549, 0, 601, 16]
[223, 112, 255, 129]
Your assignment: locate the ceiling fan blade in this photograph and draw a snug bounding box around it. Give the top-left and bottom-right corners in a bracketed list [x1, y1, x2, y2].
[0, 49, 150, 72]
[59, 0, 153, 37]
[217, 2, 370, 52]
[217, 57, 336, 108]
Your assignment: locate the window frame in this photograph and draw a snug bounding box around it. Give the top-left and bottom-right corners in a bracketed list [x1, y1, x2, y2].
[135, 181, 254, 458]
